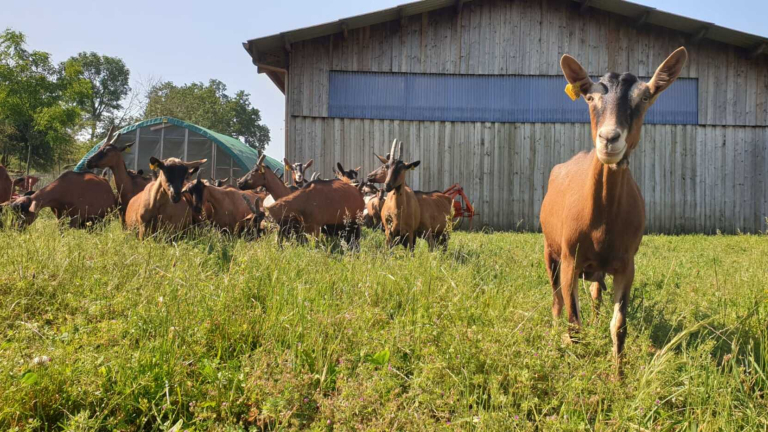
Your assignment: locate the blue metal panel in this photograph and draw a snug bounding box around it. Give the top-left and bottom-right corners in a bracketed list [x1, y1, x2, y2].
[328, 71, 698, 125]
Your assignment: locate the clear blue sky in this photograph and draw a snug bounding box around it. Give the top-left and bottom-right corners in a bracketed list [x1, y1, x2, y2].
[3, 0, 766, 160]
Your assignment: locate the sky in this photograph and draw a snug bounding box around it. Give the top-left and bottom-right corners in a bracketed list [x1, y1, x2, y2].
[3, 0, 766, 161]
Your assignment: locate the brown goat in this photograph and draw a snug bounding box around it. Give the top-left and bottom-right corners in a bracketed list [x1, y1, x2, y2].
[540, 47, 687, 371]
[85, 126, 151, 215]
[334, 163, 361, 184]
[125, 157, 206, 239]
[3, 171, 116, 228]
[370, 148, 452, 249]
[380, 140, 421, 250]
[182, 174, 262, 235]
[0, 165, 11, 203]
[238, 155, 364, 245]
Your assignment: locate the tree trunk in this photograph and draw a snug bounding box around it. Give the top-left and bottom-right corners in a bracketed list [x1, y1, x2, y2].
[25, 142, 32, 177]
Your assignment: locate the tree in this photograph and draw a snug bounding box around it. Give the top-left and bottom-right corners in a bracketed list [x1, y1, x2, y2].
[0, 29, 90, 172]
[66, 52, 130, 140]
[145, 79, 270, 152]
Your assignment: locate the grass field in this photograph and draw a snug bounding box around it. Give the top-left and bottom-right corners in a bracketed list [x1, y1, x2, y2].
[1, 215, 767, 431]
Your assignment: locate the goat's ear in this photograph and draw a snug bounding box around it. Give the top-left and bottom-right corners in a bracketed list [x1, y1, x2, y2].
[136, 169, 144, 176]
[354, 166, 361, 172]
[184, 159, 207, 169]
[187, 166, 200, 177]
[304, 159, 313, 169]
[121, 141, 135, 152]
[648, 47, 688, 97]
[375, 153, 389, 165]
[149, 157, 163, 170]
[28, 200, 39, 213]
[23, 190, 35, 197]
[560, 55, 593, 95]
[407, 160, 421, 170]
[336, 162, 344, 173]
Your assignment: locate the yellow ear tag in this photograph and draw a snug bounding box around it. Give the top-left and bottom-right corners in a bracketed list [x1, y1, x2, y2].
[285, 164, 291, 171]
[150, 162, 158, 170]
[564, 83, 581, 101]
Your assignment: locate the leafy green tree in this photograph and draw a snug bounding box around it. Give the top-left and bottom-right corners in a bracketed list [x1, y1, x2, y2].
[145, 79, 270, 152]
[66, 52, 130, 140]
[0, 29, 90, 171]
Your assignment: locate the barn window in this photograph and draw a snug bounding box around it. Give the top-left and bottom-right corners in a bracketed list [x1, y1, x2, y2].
[328, 71, 698, 125]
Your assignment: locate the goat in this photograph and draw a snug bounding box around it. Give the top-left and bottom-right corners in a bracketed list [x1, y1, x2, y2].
[11, 175, 39, 195]
[334, 163, 361, 185]
[85, 126, 151, 216]
[380, 140, 421, 250]
[125, 157, 206, 239]
[211, 177, 232, 188]
[182, 174, 263, 236]
[283, 158, 314, 190]
[359, 182, 385, 229]
[370, 147, 452, 249]
[0, 165, 11, 203]
[2, 171, 116, 228]
[238, 155, 364, 246]
[540, 47, 687, 372]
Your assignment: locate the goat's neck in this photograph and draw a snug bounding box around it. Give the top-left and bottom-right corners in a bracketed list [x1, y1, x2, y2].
[587, 153, 629, 219]
[107, 157, 133, 204]
[147, 176, 170, 210]
[263, 169, 292, 200]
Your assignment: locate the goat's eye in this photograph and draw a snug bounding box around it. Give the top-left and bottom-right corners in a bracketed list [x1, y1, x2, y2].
[585, 95, 593, 102]
[642, 96, 650, 103]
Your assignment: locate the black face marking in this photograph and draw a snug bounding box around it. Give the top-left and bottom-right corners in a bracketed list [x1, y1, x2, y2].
[385, 161, 407, 192]
[594, 72, 641, 130]
[162, 164, 191, 201]
[184, 180, 205, 213]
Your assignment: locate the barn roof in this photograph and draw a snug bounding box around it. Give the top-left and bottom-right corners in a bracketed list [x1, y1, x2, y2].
[244, 0, 768, 72]
[74, 117, 283, 176]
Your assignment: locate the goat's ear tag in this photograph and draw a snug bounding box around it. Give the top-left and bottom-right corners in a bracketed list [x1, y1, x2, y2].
[149, 162, 158, 170]
[285, 164, 290, 171]
[564, 83, 581, 101]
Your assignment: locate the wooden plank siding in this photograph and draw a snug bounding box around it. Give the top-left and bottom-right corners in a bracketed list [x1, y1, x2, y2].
[291, 117, 768, 233]
[286, 0, 768, 126]
[282, 0, 768, 233]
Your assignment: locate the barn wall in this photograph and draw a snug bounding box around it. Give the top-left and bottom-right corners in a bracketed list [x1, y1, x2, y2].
[290, 117, 768, 234]
[287, 0, 768, 126]
[283, 0, 768, 233]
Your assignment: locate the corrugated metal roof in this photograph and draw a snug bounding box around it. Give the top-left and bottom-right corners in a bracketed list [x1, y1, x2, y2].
[245, 0, 767, 57]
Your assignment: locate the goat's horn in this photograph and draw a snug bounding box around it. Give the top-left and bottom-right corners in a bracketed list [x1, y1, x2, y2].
[103, 126, 115, 147]
[389, 139, 398, 162]
[397, 140, 402, 161]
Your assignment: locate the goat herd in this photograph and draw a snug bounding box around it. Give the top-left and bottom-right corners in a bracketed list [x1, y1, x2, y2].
[0, 131, 453, 251]
[0, 47, 688, 371]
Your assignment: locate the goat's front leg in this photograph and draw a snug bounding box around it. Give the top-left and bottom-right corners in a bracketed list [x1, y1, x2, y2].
[559, 257, 582, 339]
[610, 263, 634, 375]
[589, 275, 607, 322]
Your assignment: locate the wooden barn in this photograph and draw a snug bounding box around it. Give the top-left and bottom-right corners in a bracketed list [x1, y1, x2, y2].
[243, 0, 768, 233]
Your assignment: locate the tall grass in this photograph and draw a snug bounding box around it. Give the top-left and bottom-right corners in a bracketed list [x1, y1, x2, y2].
[0, 214, 766, 430]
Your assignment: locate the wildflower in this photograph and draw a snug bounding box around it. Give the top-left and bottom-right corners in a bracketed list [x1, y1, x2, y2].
[655, 399, 660, 405]
[304, 398, 309, 403]
[32, 356, 51, 366]
[514, 415, 520, 420]
[473, 416, 480, 423]
[327, 419, 332, 425]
